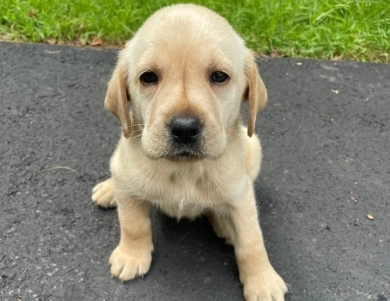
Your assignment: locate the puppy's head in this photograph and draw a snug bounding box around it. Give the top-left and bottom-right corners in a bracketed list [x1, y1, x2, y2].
[105, 4, 267, 159]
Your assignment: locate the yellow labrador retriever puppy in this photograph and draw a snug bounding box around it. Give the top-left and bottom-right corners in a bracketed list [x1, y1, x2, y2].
[92, 4, 287, 301]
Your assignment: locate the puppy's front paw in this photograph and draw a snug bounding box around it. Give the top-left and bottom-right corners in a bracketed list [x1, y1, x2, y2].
[243, 267, 287, 301]
[91, 178, 116, 208]
[109, 244, 152, 281]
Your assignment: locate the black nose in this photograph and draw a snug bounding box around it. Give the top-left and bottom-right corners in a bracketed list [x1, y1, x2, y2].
[170, 116, 202, 144]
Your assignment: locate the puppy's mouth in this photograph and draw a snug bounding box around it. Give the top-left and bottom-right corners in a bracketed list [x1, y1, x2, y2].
[175, 151, 194, 157]
[166, 146, 206, 161]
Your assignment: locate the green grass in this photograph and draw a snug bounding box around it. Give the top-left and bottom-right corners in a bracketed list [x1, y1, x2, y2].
[1, 0, 389, 62]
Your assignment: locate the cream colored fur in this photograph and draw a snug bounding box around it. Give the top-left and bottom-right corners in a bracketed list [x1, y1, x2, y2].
[91, 4, 287, 301]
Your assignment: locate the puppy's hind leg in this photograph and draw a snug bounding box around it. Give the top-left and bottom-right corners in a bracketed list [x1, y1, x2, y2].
[207, 212, 236, 245]
[91, 178, 117, 208]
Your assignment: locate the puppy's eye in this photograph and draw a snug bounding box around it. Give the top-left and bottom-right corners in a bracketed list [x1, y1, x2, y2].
[210, 71, 229, 84]
[140, 71, 158, 84]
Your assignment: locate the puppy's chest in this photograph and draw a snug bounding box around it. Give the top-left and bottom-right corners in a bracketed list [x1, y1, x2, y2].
[132, 168, 232, 219]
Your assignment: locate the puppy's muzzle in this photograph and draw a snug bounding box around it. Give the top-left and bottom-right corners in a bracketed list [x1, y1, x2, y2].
[169, 116, 203, 157]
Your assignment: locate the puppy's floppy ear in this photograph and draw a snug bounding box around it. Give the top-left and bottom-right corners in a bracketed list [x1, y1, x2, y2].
[244, 52, 268, 137]
[104, 52, 132, 138]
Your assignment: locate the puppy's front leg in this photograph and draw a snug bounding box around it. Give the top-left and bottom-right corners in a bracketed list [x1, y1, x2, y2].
[230, 184, 287, 301]
[109, 192, 153, 281]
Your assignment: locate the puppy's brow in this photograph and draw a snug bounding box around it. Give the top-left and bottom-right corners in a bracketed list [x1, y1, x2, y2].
[138, 67, 159, 77]
[206, 60, 232, 74]
[137, 58, 161, 75]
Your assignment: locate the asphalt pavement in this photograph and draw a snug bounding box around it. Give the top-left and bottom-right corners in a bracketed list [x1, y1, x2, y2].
[1, 42, 389, 301]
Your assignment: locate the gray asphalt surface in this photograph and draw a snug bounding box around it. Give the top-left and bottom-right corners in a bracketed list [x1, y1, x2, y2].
[1, 42, 389, 301]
